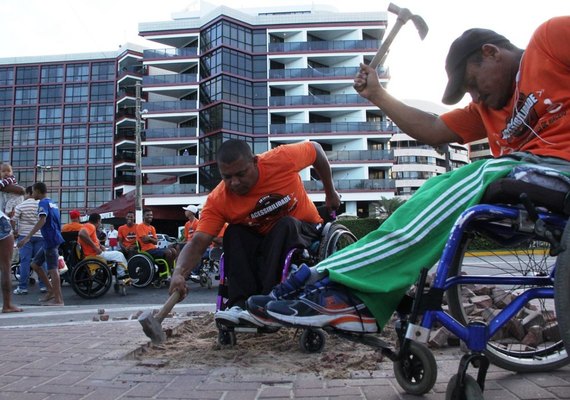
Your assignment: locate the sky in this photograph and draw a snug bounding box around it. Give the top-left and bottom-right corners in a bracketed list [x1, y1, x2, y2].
[1, 0, 569, 109]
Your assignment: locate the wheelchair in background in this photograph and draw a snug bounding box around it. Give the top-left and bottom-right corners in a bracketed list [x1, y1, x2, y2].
[66, 241, 129, 298]
[127, 249, 174, 288]
[216, 211, 357, 349]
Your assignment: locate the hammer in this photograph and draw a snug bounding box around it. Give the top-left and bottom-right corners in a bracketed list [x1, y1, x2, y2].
[369, 3, 429, 69]
[138, 291, 181, 344]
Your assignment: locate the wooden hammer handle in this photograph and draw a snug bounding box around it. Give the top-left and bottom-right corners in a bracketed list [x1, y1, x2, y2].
[156, 291, 181, 323]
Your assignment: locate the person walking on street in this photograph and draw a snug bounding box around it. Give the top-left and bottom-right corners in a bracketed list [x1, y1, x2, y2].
[10, 186, 49, 295]
[107, 224, 119, 251]
[17, 182, 64, 306]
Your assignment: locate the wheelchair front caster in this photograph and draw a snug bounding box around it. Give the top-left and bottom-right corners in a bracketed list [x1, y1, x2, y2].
[299, 328, 326, 353]
[445, 374, 484, 400]
[218, 328, 236, 346]
[394, 341, 437, 396]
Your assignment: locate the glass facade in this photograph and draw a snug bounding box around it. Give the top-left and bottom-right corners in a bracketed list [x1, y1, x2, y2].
[0, 59, 116, 219]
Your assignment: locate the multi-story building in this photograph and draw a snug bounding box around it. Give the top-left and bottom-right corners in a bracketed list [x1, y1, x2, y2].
[135, 3, 467, 222]
[0, 47, 145, 222]
[1, 3, 469, 233]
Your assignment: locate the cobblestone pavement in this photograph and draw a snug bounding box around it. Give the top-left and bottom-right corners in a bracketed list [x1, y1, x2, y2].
[1, 313, 570, 399]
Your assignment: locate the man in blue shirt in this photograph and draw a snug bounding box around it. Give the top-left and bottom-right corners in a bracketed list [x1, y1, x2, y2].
[18, 182, 64, 306]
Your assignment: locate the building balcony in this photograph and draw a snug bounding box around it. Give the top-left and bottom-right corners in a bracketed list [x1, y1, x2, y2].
[114, 175, 136, 185]
[325, 150, 394, 162]
[269, 66, 359, 80]
[269, 66, 389, 81]
[143, 74, 199, 86]
[115, 128, 135, 141]
[269, 93, 370, 107]
[144, 100, 198, 113]
[270, 121, 395, 135]
[143, 183, 197, 195]
[144, 128, 198, 140]
[115, 150, 136, 163]
[143, 47, 199, 60]
[268, 39, 379, 53]
[304, 179, 395, 192]
[142, 155, 197, 167]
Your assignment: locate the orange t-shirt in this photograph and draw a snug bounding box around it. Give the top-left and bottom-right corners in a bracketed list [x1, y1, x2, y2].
[184, 218, 199, 241]
[78, 223, 99, 257]
[136, 223, 157, 252]
[62, 221, 83, 233]
[118, 223, 137, 247]
[197, 142, 322, 236]
[441, 17, 570, 161]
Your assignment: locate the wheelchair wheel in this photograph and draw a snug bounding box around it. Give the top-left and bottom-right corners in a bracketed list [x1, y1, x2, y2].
[317, 223, 357, 261]
[555, 218, 570, 356]
[127, 254, 155, 288]
[447, 229, 569, 372]
[70, 259, 112, 299]
[445, 374, 484, 400]
[393, 341, 437, 395]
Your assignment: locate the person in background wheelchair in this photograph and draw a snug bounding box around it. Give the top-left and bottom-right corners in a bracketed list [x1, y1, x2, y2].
[136, 209, 177, 268]
[78, 213, 128, 278]
[169, 139, 341, 327]
[260, 16, 570, 333]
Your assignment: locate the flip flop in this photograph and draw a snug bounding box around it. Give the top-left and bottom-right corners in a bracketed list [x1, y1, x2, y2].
[39, 293, 55, 302]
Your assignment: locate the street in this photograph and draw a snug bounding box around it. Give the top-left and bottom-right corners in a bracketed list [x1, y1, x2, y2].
[1, 275, 218, 328]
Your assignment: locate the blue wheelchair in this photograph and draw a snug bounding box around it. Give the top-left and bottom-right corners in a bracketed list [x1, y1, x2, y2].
[331, 176, 570, 399]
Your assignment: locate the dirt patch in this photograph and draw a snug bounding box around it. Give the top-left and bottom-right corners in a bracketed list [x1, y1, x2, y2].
[136, 312, 399, 379]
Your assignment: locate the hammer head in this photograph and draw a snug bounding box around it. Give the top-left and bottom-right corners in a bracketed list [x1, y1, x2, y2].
[388, 3, 429, 40]
[138, 310, 166, 344]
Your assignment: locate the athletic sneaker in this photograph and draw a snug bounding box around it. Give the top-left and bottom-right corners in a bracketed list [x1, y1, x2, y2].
[266, 281, 378, 333]
[214, 306, 242, 326]
[13, 287, 28, 295]
[246, 264, 312, 325]
[214, 306, 271, 328]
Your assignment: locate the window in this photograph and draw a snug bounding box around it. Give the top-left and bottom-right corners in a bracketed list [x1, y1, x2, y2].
[15, 87, 38, 105]
[88, 145, 112, 164]
[38, 127, 62, 144]
[16, 66, 39, 84]
[13, 128, 36, 146]
[89, 103, 114, 122]
[61, 189, 85, 209]
[66, 63, 89, 82]
[37, 147, 60, 166]
[65, 84, 88, 102]
[62, 167, 86, 186]
[64, 105, 88, 122]
[91, 62, 115, 80]
[87, 189, 111, 208]
[63, 126, 87, 144]
[13, 107, 36, 125]
[38, 106, 62, 124]
[62, 146, 87, 165]
[89, 124, 112, 143]
[90, 83, 114, 101]
[0, 88, 12, 105]
[88, 166, 112, 186]
[0, 108, 11, 125]
[41, 65, 64, 83]
[0, 68, 14, 85]
[40, 85, 62, 104]
[11, 147, 35, 168]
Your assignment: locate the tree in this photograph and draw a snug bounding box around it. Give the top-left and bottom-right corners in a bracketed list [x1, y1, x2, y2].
[377, 196, 406, 218]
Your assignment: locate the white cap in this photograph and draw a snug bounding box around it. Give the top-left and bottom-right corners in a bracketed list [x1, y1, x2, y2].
[182, 205, 198, 214]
